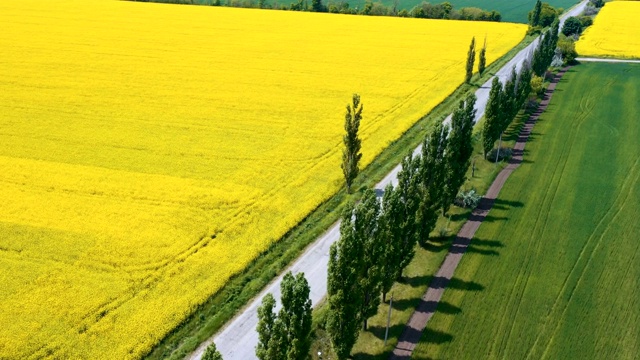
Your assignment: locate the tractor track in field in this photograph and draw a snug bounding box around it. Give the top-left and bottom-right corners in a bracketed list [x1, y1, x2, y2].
[389, 66, 574, 359]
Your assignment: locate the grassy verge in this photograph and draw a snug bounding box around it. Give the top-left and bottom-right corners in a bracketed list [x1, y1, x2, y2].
[144, 34, 535, 360]
[414, 62, 640, 359]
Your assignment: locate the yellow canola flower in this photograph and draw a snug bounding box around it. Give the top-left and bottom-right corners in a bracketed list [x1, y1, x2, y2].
[0, 0, 526, 358]
[576, 1, 640, 59]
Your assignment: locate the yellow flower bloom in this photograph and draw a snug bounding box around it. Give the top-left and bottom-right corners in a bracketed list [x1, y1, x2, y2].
[0, 0, 526, 358]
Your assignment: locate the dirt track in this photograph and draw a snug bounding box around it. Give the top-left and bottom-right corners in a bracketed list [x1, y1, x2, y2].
[390, 66, 573, 359]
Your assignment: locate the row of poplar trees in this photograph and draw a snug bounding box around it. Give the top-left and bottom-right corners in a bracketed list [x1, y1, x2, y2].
[481, 19, 559, 159]
[327, 93, 477, 359]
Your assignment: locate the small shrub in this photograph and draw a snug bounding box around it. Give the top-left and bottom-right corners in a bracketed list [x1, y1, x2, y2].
[527, 25, 543, 36]
[531, 75, 545, 97]
[551, 49, 564, 68]
[487, 147, 513, 162]
[561, 16, 582, 36]
[589, 0, 604, 8]
[578, 16, 593, 29]
[583, 5, 599, 16]
[455, 189, 482, 209]
[557, 36, 578, 65]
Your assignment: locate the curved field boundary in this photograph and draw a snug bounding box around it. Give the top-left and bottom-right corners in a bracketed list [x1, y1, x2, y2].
[389, 66, 574, 359]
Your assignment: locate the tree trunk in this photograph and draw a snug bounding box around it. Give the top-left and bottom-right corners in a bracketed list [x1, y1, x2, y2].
[383, 291, 387, 303]
[363, 318, 368, 331]
[495, 132, 503, 163]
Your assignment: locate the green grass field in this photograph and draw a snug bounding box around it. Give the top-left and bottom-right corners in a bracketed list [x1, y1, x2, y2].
[413, 62, 640, 359]
[345, 0, 580, 23]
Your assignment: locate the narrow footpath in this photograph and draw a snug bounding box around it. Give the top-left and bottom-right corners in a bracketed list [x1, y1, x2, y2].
[390, 66, 573, 359]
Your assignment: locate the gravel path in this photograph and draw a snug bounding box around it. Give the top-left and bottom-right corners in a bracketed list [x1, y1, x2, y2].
[389, 66, 574, 359]
[576, 57, 640, 64]
[188, 2, 588, 359]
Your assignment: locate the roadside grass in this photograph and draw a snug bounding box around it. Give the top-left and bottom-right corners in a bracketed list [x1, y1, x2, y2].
[413, 62, 640, 359]
[144, 35, 535, 360]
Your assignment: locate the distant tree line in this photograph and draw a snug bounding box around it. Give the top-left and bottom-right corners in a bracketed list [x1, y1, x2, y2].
[328, 94, 476, 359]
[133, 0, 502, 22]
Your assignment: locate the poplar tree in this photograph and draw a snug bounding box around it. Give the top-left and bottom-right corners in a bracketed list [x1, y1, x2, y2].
[465, 37, 476, 83]
[327, 203, 364, 360]
[354, 189, 383, 330]
[256, 294, 278, 360]
[495, 68, 517, 162]
[416, 122, 448, 243]
[517, 61, 533, 107]
[203, 343, 223, 360]
[530, 0, 542, 27]
[379, 183, 403, 302]
[256, 272, 312, 360]
[341, 94, 363, 193]
[443, 94, 476, 214]
[478, 38, 487, 76]
[396, 153, 421, 270]
[279, 272, 312, 359]
[482, 77, 503, 158]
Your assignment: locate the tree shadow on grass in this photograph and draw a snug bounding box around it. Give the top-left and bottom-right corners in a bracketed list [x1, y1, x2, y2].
[363, 323, 407, 342]
[420, 327, 455, 345]
[493, 198, 524, 208]
[466, 246, 500, 256]
[421, 236, 453, 253]
[481, 214, 509, 223]
[399, 274, 433, 289]
[448, 211, 472, 222]
[427, 276, 485, 292]
[471, 238, 504, 248]
[401, 274, 484, 292]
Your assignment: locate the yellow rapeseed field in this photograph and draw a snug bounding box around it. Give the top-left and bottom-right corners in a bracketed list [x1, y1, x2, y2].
[576, 1, 640, 59]
[0, 0, 526, 358]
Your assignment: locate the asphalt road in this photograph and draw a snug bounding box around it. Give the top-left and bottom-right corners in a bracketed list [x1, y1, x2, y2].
[188, 2, 588, 359]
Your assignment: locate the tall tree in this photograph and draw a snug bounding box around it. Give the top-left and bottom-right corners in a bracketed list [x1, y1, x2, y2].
[256, 273, 313, 360]
[532, 37, 545, 77]
[482, 77, 503, 158]
[495, 67, 517, 162]
[517, 60, 533, 107]
[256, 294, 278, 360]
[379, 183, 403, 302]
[396, 153, 421, 270]
[416, 122, 448, 243]
[202, 342, 223, 360]
[341, 94, 363, 193]
[279, 272, 313, 359]
[327, 203, 364, 360]
[465, 37, 476, 83]
[478, 37, 487, 76]
[529, 0, 542, 26]
[353, 189, 383, 330]
[311, 0, 324, 12]
[443, 94, 476, 214]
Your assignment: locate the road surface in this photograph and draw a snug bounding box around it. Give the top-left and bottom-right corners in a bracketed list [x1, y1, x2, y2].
[188, 2, 588, 359]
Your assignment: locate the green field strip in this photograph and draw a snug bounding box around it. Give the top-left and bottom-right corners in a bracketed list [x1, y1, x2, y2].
[412, 62, 640, 359]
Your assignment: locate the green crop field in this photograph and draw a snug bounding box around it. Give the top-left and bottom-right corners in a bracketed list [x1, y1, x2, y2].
[345, 0, 580, 23]
[413, 62, 640, 359]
